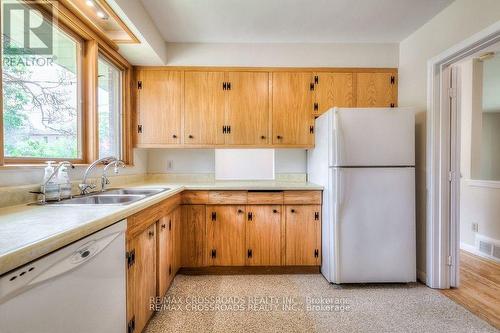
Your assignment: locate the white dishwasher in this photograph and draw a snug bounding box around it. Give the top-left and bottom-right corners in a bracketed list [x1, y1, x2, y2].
[0, 220, 126, 333]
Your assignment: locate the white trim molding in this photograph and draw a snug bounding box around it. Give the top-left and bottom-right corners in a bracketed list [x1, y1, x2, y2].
[426, 20, 500, 289]
[465, 179, 500, 189]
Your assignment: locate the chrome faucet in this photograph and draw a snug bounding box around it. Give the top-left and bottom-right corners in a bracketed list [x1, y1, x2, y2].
[79, 156, 125, 195]
[101, 159, 126, 192]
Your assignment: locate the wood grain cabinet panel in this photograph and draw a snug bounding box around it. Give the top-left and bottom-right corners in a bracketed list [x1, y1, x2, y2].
[171, 207, 182, 274]
[157, 213, 173, 297]
[208, 191, 248, 204]
[184, 71, 225, 144]
[356, 72, 397, 107]
[181, 205, 207, 267]
[283, 191, 322, 205]
[126, 223, 157, 333]
[246, 205, 281, 266]
[313, 73, 353, 115]
[272, 72, 314, 146]
[206, 205, 246, 266]
[225, 72, 269, 145]
[136, 70, 182, 145]
[285, 205, 321, 266]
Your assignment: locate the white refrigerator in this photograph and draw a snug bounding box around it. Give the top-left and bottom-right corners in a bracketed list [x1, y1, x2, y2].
[308, 107, 416, 284]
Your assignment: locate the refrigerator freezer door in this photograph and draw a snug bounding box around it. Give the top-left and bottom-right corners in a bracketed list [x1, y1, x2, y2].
[331, 108, 415, 167]
[333, 167, 416, 283]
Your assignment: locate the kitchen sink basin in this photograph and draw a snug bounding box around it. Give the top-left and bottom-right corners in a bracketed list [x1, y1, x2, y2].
[102, 188, 169, 196]
[54, 195, 145, 205]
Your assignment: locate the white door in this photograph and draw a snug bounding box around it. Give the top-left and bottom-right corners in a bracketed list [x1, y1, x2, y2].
[333, 167, 416, 283]
[330, 108, 415, 167]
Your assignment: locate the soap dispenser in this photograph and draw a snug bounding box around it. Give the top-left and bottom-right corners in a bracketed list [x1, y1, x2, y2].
[57, 164, 72, 199]
[42, 161, 59, 201]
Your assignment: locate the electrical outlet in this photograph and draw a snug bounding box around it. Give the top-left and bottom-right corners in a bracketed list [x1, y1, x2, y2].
[472, 223, 479, 233]
[166, 160, 173, 171]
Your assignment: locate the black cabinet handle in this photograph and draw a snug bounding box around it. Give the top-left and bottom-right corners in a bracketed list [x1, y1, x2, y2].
[290, 209, 296, 213]
[237, 209, 243, 214]
[188, 135, 194, 139]
[172, 134, 177, 138]
[261, 135, 266, 140]
[273, 209, 278, 214]
[277, 135, 282, 139]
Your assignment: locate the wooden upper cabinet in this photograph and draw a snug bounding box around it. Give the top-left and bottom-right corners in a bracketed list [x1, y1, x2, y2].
[355, 72, 397, 108]
[206, 205, 246, 266]
[136, 70, 182, 145]
[313, 73, 353, 115]
[184, 71, 225, 145]
[272, 72, 314, 146]
[225, 72, 269, 145]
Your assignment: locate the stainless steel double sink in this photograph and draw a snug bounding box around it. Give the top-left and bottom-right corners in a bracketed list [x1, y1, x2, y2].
[46, 188, 170, 206]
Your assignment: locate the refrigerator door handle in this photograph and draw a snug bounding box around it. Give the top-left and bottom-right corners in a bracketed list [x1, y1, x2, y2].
[332, 108, 343, 166]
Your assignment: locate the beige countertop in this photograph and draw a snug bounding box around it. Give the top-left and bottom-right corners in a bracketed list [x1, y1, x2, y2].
[0, 180, 322, 276]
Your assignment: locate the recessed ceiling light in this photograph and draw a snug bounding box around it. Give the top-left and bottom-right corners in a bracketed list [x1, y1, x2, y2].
[85, 0, 94, 7]
[97, 11, 106, 19]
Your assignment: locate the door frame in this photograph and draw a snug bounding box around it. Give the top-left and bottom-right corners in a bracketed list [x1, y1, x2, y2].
[426, 21, 500, 289]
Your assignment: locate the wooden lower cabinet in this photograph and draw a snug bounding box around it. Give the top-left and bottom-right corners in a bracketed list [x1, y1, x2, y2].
[171, 207, 182, 274]
[127, 223, 157, 333]
[157, 213, 173, 298]
[206, 205, 246, 266]
[245, 205, 282, 266]
[181, 205, 207, 267]
[285, 205, 321, 266]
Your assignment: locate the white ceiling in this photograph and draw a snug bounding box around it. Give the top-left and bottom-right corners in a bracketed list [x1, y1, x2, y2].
[140, 0, 453, 43]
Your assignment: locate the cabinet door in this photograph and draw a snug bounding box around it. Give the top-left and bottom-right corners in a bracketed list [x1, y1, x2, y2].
[136, 70, 182, 145]
[272, 72, 314, 145]
[157, 214, 172, 297]
[355, 72, 397, 107]
[184, 71, 225, 144]
[313, 73, 353, 115]
[225, 72, 269, 145]
[171, 207, 182, 274]
[246, 205, 281, 266]
[285, 205, 321, 266]
[181, 205, 206, 267]
[127, 223, 157, 333]
[207, 205, 246, 266]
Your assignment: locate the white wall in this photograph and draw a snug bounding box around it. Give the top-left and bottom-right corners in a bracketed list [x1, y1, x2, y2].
[398, 0, 500, 276]
[0, 149, 148, 187]
[147, 149, 307, 175]
[166, 42, 398, 67]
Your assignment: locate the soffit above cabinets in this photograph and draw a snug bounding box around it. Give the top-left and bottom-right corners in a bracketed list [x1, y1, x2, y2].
[61, 0, 139, 44]
[140, 0, 453, 43]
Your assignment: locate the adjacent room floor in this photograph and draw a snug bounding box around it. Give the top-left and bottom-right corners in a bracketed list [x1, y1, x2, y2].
[441, 250, 500, 329]
[145, 274, 496, 333]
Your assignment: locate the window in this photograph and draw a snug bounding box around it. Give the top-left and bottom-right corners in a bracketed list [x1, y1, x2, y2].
[2, 2, 82, 160]
[98, 55, 122, 159]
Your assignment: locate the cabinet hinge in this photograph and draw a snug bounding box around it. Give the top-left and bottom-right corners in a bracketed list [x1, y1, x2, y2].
[390, 103, 395, 108]
[127, 316, 135, 333]
[211, 211, 217, 221]
[169, 220, 172, 231]
[448, 87, 457, 98]
[447, 255, 453, 266]
[314, 212, 320, 220]
[137, 81, 142, 89]
[222, 82, 227, 90]
[222, 125, 227, 134]
[448, 171, 455, 182]
[247, 212, 253, 221]
[313, 103, 318, 112]
[310, 83, 315, 91]
[314, 75, 319, 84]
[126, 249, 135, 268]
[390, 76, 395, 85]
[227, 82, 231, 90]
[211, 249, 217, 258]
[169, 264, 172, 275]
[247, 249, 253, 258]
[137, 125, 143, 134]
[314, 249, 319, 258]
[310, 125, 314, 134]
[227, 125, 231, 134]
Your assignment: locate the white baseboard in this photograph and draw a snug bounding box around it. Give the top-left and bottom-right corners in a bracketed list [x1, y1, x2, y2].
[460, 242, 500, 263]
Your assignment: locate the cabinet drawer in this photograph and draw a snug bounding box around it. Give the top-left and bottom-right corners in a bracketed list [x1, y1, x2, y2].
[247, 191, 283, 204]
[283, 191, 322, 205]
[181, 191, 209, 204]
[208, 191, 248, 204]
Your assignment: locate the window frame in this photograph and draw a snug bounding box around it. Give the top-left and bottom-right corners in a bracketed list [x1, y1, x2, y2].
[0, 0, 134, 166]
